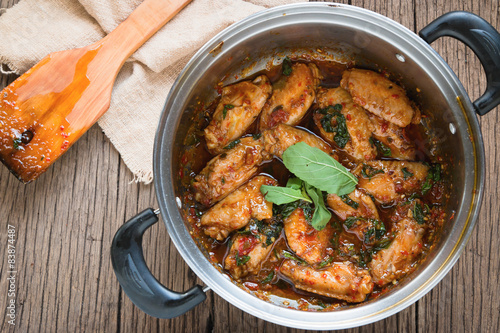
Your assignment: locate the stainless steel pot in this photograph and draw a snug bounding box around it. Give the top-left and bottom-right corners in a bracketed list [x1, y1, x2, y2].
[110, 3, 500, 329]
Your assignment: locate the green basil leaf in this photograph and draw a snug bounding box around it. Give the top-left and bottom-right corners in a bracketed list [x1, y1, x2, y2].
[235, 252, 251, 266]
[282, 142, 358, 196]
[282, 57, 293, 76]
[223, 139, 240, 150]
[222, 104, 234, 119]
[260, 185, 311, 205]
[370, 137, 392, 157]
[401, 167, 414, 180]
[286, 177, 302, 190]
[413, 202, 425, 224]
[281, 250, 307, 264]
[305, 183, 331, 231]
[262, 271, 274, 284]
[340, 194, 359, 209]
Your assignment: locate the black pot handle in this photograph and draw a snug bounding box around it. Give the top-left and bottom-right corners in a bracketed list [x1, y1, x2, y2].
[111, 208, 207, 319]
[419, 11, 500, 116]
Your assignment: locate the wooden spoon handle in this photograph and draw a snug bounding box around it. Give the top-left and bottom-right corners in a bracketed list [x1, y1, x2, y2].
[95, 0, 191, 66]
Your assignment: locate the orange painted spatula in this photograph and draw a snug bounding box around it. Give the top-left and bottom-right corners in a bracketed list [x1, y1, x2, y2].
[0, 0, 191, 183]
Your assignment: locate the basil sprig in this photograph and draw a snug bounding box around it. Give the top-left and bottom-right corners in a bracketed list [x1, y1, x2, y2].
[260, 143, 358, 231]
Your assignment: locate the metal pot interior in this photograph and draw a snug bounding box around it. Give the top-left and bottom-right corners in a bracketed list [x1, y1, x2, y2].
[155, 3, 484, 329]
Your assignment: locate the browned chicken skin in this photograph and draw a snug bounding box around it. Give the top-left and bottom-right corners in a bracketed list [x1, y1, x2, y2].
[314, 87, 376, 161]
[353, 160, 429, 203]
[368, 113, 416, 160]
[369, 216, 425, 286]
[280, 259, 374, 303]
[262, 123, 332, 159]
[260, 63, 321, 130]
[224, 219, 281, 279]
[193, 137, 271, 206]
[283, 207, 333, 265]
[341, 69, 416, 127]
[204, 75, 272, 154]
[326, 189, 380, 221]
[200, 175, 276, 240]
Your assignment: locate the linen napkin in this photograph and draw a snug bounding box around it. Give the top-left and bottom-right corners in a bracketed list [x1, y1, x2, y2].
[0, 0, 303, 183]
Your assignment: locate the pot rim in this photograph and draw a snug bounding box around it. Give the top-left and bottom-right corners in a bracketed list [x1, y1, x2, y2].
[154, 3, 485, 329]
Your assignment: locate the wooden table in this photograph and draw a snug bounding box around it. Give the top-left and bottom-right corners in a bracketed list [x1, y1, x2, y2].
[1, 0, 498, 332]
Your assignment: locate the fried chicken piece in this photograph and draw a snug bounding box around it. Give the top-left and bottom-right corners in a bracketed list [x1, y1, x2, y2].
[352, 160, 429, 204]
[314, 87, 376, 161]
[340, 69, 417, 127]
[193, 137, 271, 206]
[260, 62, 321, 130]
[224, 220, 281, 279]
[262, 123, 332, 159]
[283, 207, 333, 265]
[280, 260, 373, 303]
[326, 189, 380, 221]
[204, 75, 272, 154]
[369, 216, 425, 286]
[200, 175, 276, 240]
[368, 113, 416, 160]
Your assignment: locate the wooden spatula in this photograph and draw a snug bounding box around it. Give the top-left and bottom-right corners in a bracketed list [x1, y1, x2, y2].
[0, 0, 191, 183]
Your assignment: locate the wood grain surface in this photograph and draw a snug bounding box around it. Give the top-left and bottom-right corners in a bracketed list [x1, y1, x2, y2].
[0, 0, 498, 332]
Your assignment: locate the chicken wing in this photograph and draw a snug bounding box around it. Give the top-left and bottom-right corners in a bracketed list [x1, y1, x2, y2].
[314, 87, 376, 161]
[280, 259, 373, 303]
[340, 69, 417, 127]
[283, 207, 333, 265]
[369, 216, 425, 286]
[193, 137, 271, 206]
[368, 113, 416, 160]
[224, 219, 281, 279]
[200, 175, 276, 240]
[259, 62, 321, 130]
[262, 123, 332, 159]
[326, 189, 379, 221]
[204, 75, 272, 154]
[353, 160, 429, 204]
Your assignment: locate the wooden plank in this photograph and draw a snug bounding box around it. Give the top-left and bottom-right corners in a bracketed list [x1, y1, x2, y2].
[0, 0, 499, 332]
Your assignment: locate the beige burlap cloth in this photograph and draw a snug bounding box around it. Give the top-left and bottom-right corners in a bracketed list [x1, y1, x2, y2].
[0, 0, 303, 183]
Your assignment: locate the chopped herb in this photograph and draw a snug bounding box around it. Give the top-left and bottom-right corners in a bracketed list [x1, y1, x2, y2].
[317, 301, 327, 309]
[370, 137, 392, 157]
[221, 177, 225, 184]
[281, 250, 307, 264]
[237, 228, 252, 236]
[41, 156, 45, 161]
[235, 252, 251, 266]
[413, 202, 425, 224]
[361, 163, 385, 181]
[372, 238, 393, 252]
[252, 133, 262, 140]
[282, 57, 293, 76]
[364, 228, 375, 244]
[223, 139, 240, 150]
[421, 163, 441, 195]
[318, 105, 350, 149]
[402, 167, 414, 180]
[318, 256, 334, 268]
[344, 216, 362, 228]
[12, 138, 21, 150]
[373, 219, 386, 239]
[222, 104, 234, 119]
[340, 194, 359, 209]
[277, 200, 313, 221]
[257, 221, 282, 247]
[262, 271, 274, 284]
